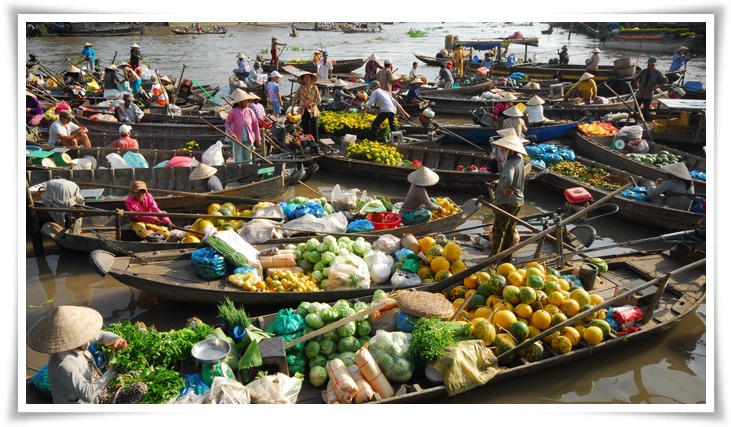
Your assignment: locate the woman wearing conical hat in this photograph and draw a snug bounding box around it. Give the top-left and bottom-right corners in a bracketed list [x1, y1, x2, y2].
[487, 133, 527, 258]
[365, 53, 383, 81]
[563, 72, 597, 104]
[226, 89, 262, 164]
[190, 163, 223, 192]
[524, 95, 547, 125]
[331, 79, 357, 111]
[501, 105, 528, 140]
[129, 42, 142, 69]
[64, 64, 83, 86]
[399, 166, 444, 225]
[492, 92, 517, 128]
[645, 162, 696, 211]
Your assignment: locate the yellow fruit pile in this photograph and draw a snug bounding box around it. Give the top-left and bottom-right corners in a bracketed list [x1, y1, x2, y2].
[319, 110, 397, 138]
[432, 197, 460, 219]
[346, 139, 404, 165]
[190, 202, 251, 234]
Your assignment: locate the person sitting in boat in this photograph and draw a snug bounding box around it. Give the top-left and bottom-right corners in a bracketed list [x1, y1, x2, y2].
[107, 124, 139, 149]
[524, 95, 547, 125]
[492, 92, 517, 128]
[403, 77, 427, 108]
[558, 45, 569, 65]
[399, 166, 444, 226]
[64, 65, 84, 86]
[645, 163, 696, 211]
[247, 62, 261, 86]
[48, 110, 91, 148]
[125, 180, 174, 239]
[365, 53, 383, 81]
[116, 93, 144, 123]
[40, 177, 85, 228]
[26, 90, 45, 127]
[563, 72, 597, 105]
[501, 105, 528, 140]
[122, 62, 142, 95]
[481, 52, 494, 72]
[585, 47, 602, 72]
[331, 79, 357, 111]
[667, 46, 692, 83]
[190, 163, 223, 192]
[436, 62, 454, 90]
[236, 52, 251, 75]
[149, 75, 169, 107]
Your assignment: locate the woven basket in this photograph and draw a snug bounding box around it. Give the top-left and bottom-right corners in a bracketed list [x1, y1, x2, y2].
[397, 291, 455, 319]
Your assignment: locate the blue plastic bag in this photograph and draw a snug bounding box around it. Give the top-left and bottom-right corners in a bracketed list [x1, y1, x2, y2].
[396, 310, 418, 333]
[346, 219, 375, 233]
[180, 373, 210, 397]
[122, 151, 149, 168]
[394, 248, 415, 261]
[557, 149, 576, 161]
[31, 365, 52, 399]
[542, 153, 564, 165]
[191, 247, 228, 280]
[530, 159, 546, 168]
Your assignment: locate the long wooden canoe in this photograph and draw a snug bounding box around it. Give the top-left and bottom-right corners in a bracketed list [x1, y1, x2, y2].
[260, 58, 366, 75]
[571, 129, 707, 195]
[530, 155, 705, 231]
[419, 80, 496, 97]
[401, 120, 580, 145]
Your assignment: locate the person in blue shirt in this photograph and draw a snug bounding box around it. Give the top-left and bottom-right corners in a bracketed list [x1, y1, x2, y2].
[481, 52, 494, 70]
[403, 78, 427, 107]
[81, 42, 96, 73]
[667, 46, 691, 83]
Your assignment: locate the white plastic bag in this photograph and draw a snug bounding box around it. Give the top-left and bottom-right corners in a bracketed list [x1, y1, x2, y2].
[106, 153, 130, 169]
[616, 125, 644, 141]
[202, 140, 225, 166]
[327, 252, 371, 290]
[373, 234, 401, 255]
[204, 377, 250, 404]
[204, 228, 261, 268]
[122, 151, 149, 168]
[363, 250, 395, 284]
[246, 372, 303, 404]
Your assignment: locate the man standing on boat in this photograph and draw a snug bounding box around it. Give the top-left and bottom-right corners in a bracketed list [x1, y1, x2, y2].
[667, 46, 692, 83]
[129, 43, 142, 70]
[270, 36, 287, 68]
[585, 47, 601, 72]
[375, 59, 396, 93]
[632, 57, 668, 121]
[487, 133, 526, 259]
[558, 45, 569, 65]
[81, 42, 96, 73]
[317, 51, 334, 80]
[364, 80, 410, 142]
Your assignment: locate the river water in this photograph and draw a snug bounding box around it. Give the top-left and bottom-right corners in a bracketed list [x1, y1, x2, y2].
[18, 20, 713, 419]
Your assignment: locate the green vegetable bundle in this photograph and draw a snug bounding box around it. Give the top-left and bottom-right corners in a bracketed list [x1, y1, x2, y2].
[406, 317, 473, 367]
[589, 257, 609, 273]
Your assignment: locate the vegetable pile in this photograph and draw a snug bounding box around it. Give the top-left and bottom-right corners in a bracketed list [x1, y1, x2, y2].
[548, 160, 623, 190]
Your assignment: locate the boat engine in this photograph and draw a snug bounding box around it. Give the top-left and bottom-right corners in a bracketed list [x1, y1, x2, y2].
[561, 187, 594, 222]
[419, 107, 435, 127]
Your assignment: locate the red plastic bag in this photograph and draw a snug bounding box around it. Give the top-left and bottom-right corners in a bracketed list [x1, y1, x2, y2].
[612, 305, 643, 329]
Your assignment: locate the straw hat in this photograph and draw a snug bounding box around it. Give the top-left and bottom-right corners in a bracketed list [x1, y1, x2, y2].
[160, 75, 172, 84]
[526, 95, 545, 106]
[119, 124, 132, 135]
[503, 105, 524, 117]
[367, 53, 379, 61]
[491, 134, 528, 155]
[499, 93, 518, 102]
[84, 42, 93, 47]
[27, 306, 103, 353]
[661, 162, 692, 181]
[67, 65, 81, 73]
[675, 46, 689, 53]
[106, 64, 118, 70]
[333, 79, 348, 88]
[190, 163, 217, 180]
[579, 72, 595, 82]
[131, 181, 147, 192]
[230, 88, 251, 104]
[296, 72, 318, 84]
[407, 166, 440, 186]
[237, 52, 246, 59]
[591, 47, 602, 53]
[131, 43, 140, 48]
[410, 77, 424, 86]
[497, 128, 517, 137]
[397, 291, 455, 319]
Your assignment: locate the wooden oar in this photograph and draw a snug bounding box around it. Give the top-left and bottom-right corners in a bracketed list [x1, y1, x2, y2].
[73, 181, 267, 205]
[173, 64, 187, 105]
[423, 181, 634, 292]
[497, 257, 706, 364]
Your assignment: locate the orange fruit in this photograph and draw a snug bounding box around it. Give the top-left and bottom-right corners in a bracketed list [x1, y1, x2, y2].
[472, 320, 497, 346]
[492, 310, 518, 332]
[583, 326, 604, 345]
[470, 316, 487, 328]
[570, 288, 592, 307]
[452, 298, 465, 310]
[543, 280, 561, 295]
[551, 312, 568, 327]
[558, 278, 571, 291]
[518, 286, 537, 305]
[525, 261, 546, 275]
[590, 294, 605, 306]
[474, 306, 493, 320]
[443, 241, 462, 261]
[449, 259, 467, 274]
[463, 273, 479, 290]
[418, 236, 437, 255]
[524, 267, 545, 279]
[551, 335, 573, 354]
[476, 271, 492, 285]
[426, 245, 444, 263]
[527, 325, 542, 338]
[531, 310, 552, 330]
[514, 303, 533, 320]
[430, 256, 451, 274]
[434, 269, 454, 282]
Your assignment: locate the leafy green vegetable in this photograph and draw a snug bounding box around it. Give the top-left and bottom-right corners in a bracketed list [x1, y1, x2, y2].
[217, 297, 251, 331]
[406, 317, 473, 366]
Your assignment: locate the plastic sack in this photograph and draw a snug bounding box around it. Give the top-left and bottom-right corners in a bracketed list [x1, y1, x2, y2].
[368, 297, 400, 332]
[537, 143, 558, 153]
[166, 156, 194, 168]
[31, 365, 52, 399]
[327, 252, 371, 290]
[239, 219, 285, 244]
[557, 149, 576, 161]
[530, 159, 546, 168]
[390, 270, 422, 288]
[122, 151, 149, 168]
[204, 376, 250, 404]
[180, 373, 211, 398]
[393, 248, 415, 262]
[433, 339, 500, 397]
[367, 330, 415, 383]
[191, 246, 228, 280]
[202, 140, 225, 166]
[106, 153, 131, 169]
[346, 219, 375, 233]
[281, 212, 349, 236]
[267, 308, 306, 336]
[373, 234, 401, 255]
[358, 200, 387, 216]
[247, 372, 303, 404]
[542, 153, 564, 165]
[205, 229, 261, 268]
[628, 139, 650, 154]
[616, 125, 644, 141]
[363, 249, 394, 284]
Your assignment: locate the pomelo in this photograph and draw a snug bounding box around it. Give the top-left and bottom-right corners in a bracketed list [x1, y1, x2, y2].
[497, 262, 517, 277]
[502, 285, 522, 305]
[508, 321, 530, 342]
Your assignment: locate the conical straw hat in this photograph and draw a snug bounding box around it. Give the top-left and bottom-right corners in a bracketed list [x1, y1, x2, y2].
[407, 166, 440, 186]
[661, 162, 692, 180]
[500, 93, 518, 102]
[497, 128, 517, 137]
[503, 105, 524, 117]
[67, 65, 81, 73]
[526, 95, 545, 106]
[579, 72, 595, 82]
[230, 88, 250, 104]
[333, 79, 348, 88]
[491, 134, 528, 155]
[27, 306, 103, 354]
[190, 163, 217, 180]
[367, 53, 380, 61]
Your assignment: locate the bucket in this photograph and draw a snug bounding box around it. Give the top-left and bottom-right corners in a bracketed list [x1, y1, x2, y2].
[613, 57, 632, 69]
[71, 158, 93, 170]
[82, 155, 98, 169]
[366, 212, 402, 230]
[53, 152, 72, 167]
[578, 263, 599, 291]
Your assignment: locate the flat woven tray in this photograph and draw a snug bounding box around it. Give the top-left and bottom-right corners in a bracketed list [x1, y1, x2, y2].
[397, 290, 455, 319]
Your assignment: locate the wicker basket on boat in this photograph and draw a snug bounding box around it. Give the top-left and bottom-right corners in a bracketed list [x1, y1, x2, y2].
[396, 290, 455, 319]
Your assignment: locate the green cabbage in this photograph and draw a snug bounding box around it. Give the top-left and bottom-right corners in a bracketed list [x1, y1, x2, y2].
[305, 341, 321, 359]
[309, 365, 328, 387]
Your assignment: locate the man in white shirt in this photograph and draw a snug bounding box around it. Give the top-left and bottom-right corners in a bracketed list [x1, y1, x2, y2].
[364, 80, 410, 141]
[48, 110, 91, 147]
[317, 51, 333, 80]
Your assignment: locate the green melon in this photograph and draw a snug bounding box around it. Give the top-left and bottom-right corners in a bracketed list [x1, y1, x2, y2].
[494, 333, 517, 364]
[468, 294, 488, 311]
[486, 275, 507, 296]
[518, 341, 544, 362]
[508, 321, 530, 342]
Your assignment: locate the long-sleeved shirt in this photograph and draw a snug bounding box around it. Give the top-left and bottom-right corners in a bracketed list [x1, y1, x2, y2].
[333, 88, 356, 110]
[646, 178, 694, 211]
[365, 60, 382, 80]
[26, 95, 44, 115]
[669, 53, 689, 72]
[566, 79, 598, 100]
[400, 184, 440, 213]
[492, 102, 513, 122]
[634, 68, 668, 99]
[292, 84, 321, 117]
[81, 47, 96, 63]
[404, 85, 424, 104]
[524, 105, 546, 124]
[41, 179, 85, 225]
[117, 101, 144, 123]
[365, 88, 399, 114]
[502, 117, 527, 139]
[495, 153, 525, 205]
[225, 105, 260, 143]
[124, 192, 171, 224]
[47, 331, 120, 404]
[585, 54, 600, 71]
[375, 68, 395, 92]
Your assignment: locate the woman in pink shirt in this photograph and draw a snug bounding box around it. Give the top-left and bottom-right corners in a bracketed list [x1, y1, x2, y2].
[107, 124, 139, 149]
[225, 89, 261, 164]
[124, 180, 173, 239]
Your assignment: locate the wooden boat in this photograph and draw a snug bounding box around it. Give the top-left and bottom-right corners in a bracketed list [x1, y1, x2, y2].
[529, 155, 705, 231]
[401, 120, 580, 145]
[571, 129, 706, 195]
[254, 244, 703, 404]
[647, 98, 706, 149]
[601, 32, 697, 54]
[292, 23, 340, 32]
[35, 128, 223, 151]
[314, 145, 497, 193]
[171, 27, 226, 35]
[228, 73, 267, 98]
[44, 22, 145, 36]
[340, 24, 383, 33]
[419, 80, 496, 97]
[74, 115, 223, 146]
[260, 58, 366, 75]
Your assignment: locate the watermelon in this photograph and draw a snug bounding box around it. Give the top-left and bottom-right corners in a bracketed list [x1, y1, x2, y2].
[518, 341, 544, 362]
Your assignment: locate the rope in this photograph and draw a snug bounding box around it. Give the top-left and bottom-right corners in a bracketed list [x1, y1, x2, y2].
[190, 79, 223, 106]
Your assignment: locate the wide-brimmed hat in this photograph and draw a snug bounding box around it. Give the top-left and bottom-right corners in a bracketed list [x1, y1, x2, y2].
[503, 105, 524, 117]
[591, 47, 602, 53]
[131, 180, 147, 192]
[407, 166, 440, 186]
[67, 65, 81, 73]
[272, 36, 278, 40]
[491, 134, 528, 155]
[526, 95, 545, 106]
[190, 163, 217, 180]
[579, 72, 595, 82]
[131, 43, 140, 48]
[647, 56, 658, 65]
[118, 61, 130, 67]
[333, 79, 348, 88]
[410, 77, 424, 85]
[119, 124, 132, 134]
[296, 72, 318, 84]
[675, 46, 689, 53]
[661, 162, 692, 180]
[237, 52, 246, 59]
[160, 75, 172, 84]
[230, 88, 251, 104]
[499, 93, 518, 102]
[84, 42, 93, 47]
[27, 306, 103, 354]
[496, 127, 529, 144]
[367, 53, 379, 61]
[105, 64, 118, 70]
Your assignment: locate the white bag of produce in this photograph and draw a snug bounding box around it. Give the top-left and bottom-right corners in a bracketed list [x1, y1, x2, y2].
[204, 228, 261, 268]
[281, 212, 348, 236]
[616, 125, 644, 142]
[202, 140, 225, 166]
[367, 330, 415, 383]
[327, 252, 371, 290]
[238, 219, 285, 244]
[106, 153, 130, 169]
[247, 372, 303, 404]
[372, 234, 401, 255]
[363, 249, 394, 284]
[204, 377, 250, 404]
